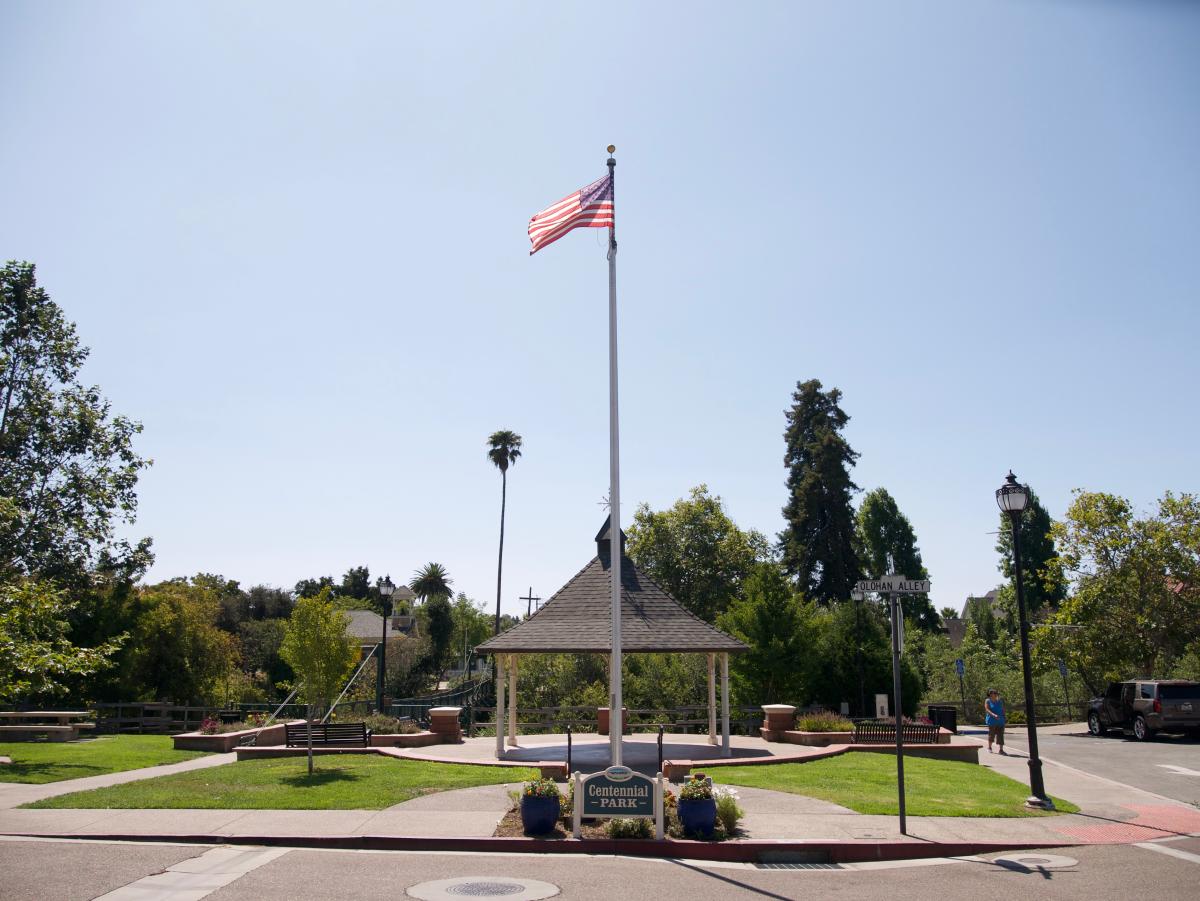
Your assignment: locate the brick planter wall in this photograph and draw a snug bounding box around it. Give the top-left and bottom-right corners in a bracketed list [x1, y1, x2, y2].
[172, 720, 299, 753]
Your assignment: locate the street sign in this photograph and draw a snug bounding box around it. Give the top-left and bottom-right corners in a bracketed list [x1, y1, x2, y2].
[1057, 660, 1068, 679]
[854, 577, 931, 594]
[573, 766, 665, 839]
[955, 658, 965, 677]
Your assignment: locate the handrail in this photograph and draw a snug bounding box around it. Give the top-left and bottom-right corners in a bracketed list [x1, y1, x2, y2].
[323, 644, 379, 724]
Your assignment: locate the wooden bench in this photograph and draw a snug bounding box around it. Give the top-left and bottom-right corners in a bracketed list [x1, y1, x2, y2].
[852, 720, 940, 744]
[284, 722, 372, 748]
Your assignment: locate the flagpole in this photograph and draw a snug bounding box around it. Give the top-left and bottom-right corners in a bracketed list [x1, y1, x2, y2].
[605, 145, 622, 768]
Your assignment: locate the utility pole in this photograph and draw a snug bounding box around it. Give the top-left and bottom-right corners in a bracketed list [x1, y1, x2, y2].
[520, 586, 541, 618]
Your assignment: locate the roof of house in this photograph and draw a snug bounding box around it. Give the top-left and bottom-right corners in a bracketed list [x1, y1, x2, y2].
[344, 609, 385, 641]
[476, 517, 748, 655]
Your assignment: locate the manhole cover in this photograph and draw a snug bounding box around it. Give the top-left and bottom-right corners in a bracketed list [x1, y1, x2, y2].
[407, 877, 560, 901]
[447, 883, 525, 897]
[991, 854, 1078, 871]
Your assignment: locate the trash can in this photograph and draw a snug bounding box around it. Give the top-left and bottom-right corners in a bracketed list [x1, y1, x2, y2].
[927, 705, 957, 734]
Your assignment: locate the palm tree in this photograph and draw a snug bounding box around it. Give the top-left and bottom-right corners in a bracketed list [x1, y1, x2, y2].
[410, 562, 453, 603]
[487, 430, 523, 635]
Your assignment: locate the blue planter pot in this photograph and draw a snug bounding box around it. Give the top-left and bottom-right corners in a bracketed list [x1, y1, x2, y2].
[520, 795, 560, 834]
[677, 798, 717, 836]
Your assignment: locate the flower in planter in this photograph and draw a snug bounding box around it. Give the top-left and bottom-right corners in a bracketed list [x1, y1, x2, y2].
[199, 717, 221, 735]
[679, 775, 713, 801]
[522, 778, 561, 799]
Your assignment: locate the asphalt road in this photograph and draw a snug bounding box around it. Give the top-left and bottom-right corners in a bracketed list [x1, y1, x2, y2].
[4, 839, 1200, 900]
[990, 724, 1200, 806]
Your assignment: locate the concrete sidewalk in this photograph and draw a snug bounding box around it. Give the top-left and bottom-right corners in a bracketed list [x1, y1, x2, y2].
[0, 752, 236, 810]
[3, 728, 1199, 848]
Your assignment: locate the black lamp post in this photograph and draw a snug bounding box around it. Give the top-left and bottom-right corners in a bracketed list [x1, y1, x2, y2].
[377, 575, 395, 713]
[996, 471, 1053, 810]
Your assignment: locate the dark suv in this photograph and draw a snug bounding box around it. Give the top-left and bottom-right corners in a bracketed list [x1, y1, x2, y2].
[1088, 680, 1200, 740]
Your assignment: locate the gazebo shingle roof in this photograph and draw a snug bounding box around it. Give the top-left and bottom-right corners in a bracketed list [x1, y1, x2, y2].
[476, 517, 747, 655]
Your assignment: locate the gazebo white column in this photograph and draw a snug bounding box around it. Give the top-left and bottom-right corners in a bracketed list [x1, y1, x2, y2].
[721, 652, 731, 757]
[707, 653, 717, 746]
[495, 654, 506, 758]
[507, 654, 518, 747]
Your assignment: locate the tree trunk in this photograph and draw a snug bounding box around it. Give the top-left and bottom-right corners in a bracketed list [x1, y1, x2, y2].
[494, 470, 507, 636]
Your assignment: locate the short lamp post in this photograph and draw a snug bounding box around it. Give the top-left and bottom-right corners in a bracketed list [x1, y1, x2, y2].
[996, 471, 1053, 810]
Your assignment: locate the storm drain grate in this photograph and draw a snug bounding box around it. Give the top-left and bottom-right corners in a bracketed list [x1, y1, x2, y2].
[445, 883, 526, 897]
[755, 862, 843, 870]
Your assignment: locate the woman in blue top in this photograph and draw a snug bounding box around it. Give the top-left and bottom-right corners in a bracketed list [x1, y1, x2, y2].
[985, 689, 1006, 755]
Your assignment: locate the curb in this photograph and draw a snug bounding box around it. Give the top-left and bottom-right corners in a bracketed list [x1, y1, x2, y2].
[0, 831, 1080, 863]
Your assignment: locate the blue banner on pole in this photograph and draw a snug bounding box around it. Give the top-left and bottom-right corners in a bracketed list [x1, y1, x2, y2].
[954, 658, 965, 677]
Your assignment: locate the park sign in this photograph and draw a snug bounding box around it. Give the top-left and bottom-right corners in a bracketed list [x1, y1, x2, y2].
[572, 765, 665, 839]
[854, 577, 931, 594]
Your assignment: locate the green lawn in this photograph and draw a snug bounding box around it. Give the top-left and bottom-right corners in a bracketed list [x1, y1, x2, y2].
[25, 755, 540, 810]
[0, 735, 208, 784]
[715, 752, 1079, 817]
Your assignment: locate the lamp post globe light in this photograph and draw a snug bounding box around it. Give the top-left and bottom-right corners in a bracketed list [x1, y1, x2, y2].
[996, 471, 1053, 809]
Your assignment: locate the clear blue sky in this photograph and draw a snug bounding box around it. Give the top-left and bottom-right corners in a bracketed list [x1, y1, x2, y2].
[2, 1, 1197, 617]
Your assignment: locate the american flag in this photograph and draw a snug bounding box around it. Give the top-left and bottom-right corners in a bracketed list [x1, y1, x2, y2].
[527, 173, 614, 255]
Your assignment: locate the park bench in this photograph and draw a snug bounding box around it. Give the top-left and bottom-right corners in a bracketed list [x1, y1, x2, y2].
[284, 722, 372, 747]
[852, 720, 940, 744]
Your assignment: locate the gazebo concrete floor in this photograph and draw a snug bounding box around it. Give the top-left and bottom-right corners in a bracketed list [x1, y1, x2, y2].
[424, 732, 814, 775]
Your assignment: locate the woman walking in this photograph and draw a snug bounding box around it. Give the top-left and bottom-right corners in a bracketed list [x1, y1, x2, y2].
[985, 689, 1007, 755]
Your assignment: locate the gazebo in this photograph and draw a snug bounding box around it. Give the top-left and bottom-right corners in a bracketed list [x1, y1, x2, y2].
[476, 517, 748, 759]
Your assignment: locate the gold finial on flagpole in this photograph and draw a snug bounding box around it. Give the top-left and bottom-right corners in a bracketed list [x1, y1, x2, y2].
[607, 144, 615, 155]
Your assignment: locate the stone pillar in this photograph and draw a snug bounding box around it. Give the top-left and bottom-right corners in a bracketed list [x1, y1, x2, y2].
[760, 704, 797, 742]
[598, 707, 627, 736]
[429, 706, 463, 743]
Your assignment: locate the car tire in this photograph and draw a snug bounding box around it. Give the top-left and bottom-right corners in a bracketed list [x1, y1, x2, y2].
[1132, 715, 1154, 741]
[1088, 712, 1107, 736]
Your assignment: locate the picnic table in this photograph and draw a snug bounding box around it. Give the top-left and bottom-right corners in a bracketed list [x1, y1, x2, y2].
[0, 711, 95, 742]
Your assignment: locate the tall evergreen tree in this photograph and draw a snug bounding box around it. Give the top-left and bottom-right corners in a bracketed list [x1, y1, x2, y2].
[995, 485, 1065, 615]
[779, 379, 861, 603]
[856, 487, 938, 629]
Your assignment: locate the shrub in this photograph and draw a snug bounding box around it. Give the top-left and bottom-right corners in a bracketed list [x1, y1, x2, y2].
[199, 717, 222, 735]
[361, 714, 421, 734]
[559, 781, 574, 817]
[795, 711, 853, 732]
[522, 778, 561, 800]
[607, 817, 652, 839]
[714, 787, 743, 834]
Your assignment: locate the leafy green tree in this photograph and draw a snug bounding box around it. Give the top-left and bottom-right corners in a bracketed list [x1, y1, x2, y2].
[856, 487, 937, 629]
[280, 588, 359, 774]
[0, 577, 122, 702]
[450, 593, 491, 673]
[425, 593, 455, 681]
[995, 486, 1065, 615]
[294, 575, 334, 598]
[809, 600, 923, 717]
[1039, 490, 1200, 693]
[717, 564, 815, 704]
[487, 429, 523, 636]
[129, 579, 239, 704]
[410, 562, 453, 603]
[962, 594, 1001, 646]
[0, 261, 152, 585]
[779, 379, 861, 603]
[627, 485, 770, 623]
[246, 585, 293, 620]
[339, 565, 372, 601]
[237, 618, 293, 694]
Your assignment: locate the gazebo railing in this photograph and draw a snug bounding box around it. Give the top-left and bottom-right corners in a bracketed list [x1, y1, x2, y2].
[466, 704, 765, 738]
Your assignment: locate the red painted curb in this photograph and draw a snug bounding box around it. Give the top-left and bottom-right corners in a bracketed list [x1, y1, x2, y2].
[0, 831, 1079, 863]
